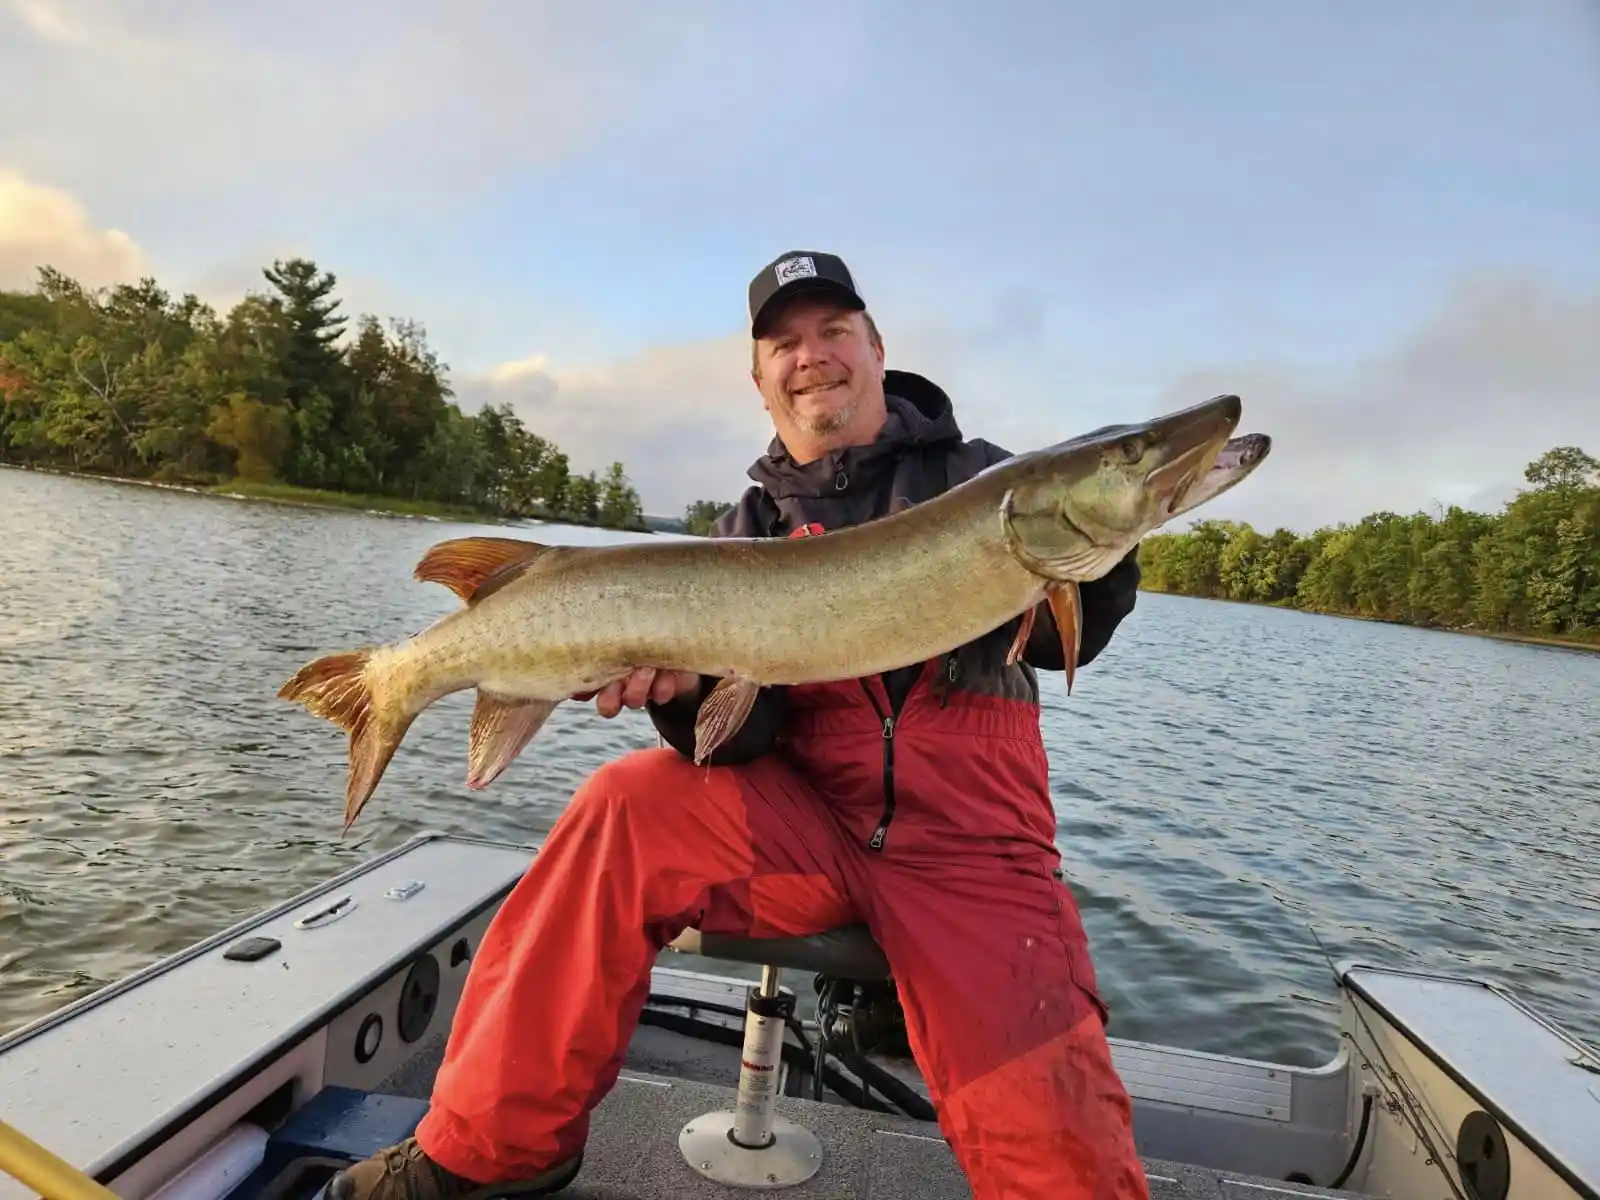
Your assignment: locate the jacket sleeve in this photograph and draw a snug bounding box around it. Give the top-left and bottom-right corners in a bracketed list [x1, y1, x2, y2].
[969, 438, 1141, 673]
[645, 489, 788, 764]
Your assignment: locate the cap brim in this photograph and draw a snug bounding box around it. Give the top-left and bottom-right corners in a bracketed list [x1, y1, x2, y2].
[751, 280, 865, 337]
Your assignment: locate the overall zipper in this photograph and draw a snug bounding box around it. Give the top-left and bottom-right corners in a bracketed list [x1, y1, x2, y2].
[860, 677, 906, 852]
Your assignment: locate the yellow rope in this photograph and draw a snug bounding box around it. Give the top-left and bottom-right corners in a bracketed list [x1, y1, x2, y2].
[0, 1119, 122, 1200]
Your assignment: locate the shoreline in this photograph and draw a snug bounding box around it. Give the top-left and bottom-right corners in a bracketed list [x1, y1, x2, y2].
[1141, 587, 1600, 655]
[8, 462, 1594, 653]
[0, 462, 654, 534]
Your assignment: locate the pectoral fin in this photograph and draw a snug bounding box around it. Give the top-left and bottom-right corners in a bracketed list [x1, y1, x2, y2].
[1005, 603, 1037, 666]
[1047, 581, 1083, 694]
[467, 691, 560, 789]
[693, 677, 762, 765]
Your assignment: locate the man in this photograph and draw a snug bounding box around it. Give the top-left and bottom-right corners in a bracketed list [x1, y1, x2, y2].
[329, 252, 1149, 1200]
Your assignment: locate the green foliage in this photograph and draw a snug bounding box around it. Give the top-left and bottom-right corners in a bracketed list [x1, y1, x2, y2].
[1138, 451, 1600, 643]
[682, 498, 734, 536]
[0, 261, 648, 531]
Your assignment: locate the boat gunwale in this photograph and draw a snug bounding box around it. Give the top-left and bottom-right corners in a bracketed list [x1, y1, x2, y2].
[1338, 958, 1600, 1200]
[0, 831, 514, 1054]
[1, 831, 527, 1189]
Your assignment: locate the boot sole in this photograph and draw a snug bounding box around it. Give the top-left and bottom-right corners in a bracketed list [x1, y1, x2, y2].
[454, 1152, 583, 1199]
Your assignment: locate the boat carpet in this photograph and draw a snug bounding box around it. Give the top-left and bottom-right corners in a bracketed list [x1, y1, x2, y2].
[374, 1037, 1367, 1199]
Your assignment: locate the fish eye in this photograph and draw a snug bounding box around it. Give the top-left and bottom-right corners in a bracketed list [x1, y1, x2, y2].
[1117, 437, 1143, 464]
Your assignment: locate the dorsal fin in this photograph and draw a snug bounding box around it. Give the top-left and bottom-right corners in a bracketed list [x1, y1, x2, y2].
[413, 536, 567, 604]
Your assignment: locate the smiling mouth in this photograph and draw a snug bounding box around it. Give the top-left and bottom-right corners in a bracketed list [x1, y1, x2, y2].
[791, 380, 847, 398]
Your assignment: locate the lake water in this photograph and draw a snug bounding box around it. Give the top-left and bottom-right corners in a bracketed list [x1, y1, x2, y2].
[1, 466, 1596, 1066]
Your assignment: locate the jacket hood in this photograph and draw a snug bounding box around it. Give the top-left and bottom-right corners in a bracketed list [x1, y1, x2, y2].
[747, 369, 965, 499]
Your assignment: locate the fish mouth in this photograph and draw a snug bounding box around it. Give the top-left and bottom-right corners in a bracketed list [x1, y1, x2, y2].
[1168, 432, 1273, 517]
[1145, 409, 1241, 518]
[1160, 452, 1210, 516]
[1143, 395, 1242, 516]
[1218, 431, 1271, 470]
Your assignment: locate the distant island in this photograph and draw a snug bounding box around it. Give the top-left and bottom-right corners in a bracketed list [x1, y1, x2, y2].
[1138, 445, 1599, 650]
[0, 259, 661, 532]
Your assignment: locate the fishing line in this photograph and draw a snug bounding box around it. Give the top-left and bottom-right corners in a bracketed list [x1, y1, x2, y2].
[1302, 921, 1467, 1200]
[1265, 887, 1469, 1200]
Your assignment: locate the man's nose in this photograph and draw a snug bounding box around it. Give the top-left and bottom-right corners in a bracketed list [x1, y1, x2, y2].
[793, 335, 829, 366]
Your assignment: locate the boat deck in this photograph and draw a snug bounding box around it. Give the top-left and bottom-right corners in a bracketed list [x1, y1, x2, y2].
[373, 1032, 1370, 1200]
[0, 833, 1376, 1200]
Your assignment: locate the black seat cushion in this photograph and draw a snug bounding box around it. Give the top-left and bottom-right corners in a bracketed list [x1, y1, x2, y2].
[668, 924, 891, 981]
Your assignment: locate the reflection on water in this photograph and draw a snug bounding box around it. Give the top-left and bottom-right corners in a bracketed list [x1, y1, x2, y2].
[2, 466, 1597, 1066]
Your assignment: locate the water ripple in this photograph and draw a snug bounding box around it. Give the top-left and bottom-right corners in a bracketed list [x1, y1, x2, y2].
[2, 467, 1597, 1068]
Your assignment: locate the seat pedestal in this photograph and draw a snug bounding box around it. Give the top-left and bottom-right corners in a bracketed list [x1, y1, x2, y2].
[678, 966, 822, 1189]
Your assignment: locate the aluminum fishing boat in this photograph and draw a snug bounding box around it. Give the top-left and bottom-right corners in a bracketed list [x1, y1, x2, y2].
[1, 832, 1594, 1200]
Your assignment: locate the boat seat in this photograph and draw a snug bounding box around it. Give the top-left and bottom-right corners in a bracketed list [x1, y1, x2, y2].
[667, 923, 892, 981]
[665, 922, 897, 1185]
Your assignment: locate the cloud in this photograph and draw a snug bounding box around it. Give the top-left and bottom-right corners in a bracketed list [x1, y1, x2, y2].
[1138, 269, 1600, 533]
[487, 355, 553, 385]
[2, 3, 1589, 533]
[454, 291, 1138, 519]
[0, 0, 779, 219]
[458, 334, 775, 516]
[0, 169, 151, 290]
[463, 270, 1599, 528]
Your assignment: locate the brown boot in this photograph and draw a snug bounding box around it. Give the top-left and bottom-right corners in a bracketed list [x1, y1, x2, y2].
[325, 1137, 582, 1200]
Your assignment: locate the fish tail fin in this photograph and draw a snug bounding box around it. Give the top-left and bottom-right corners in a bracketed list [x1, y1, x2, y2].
[278, 649, 415, 832]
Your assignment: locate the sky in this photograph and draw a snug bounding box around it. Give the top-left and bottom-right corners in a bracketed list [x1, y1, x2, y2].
[1, 0, 1596, 531]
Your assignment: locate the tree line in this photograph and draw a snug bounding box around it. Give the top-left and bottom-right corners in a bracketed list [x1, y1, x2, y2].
[0, 260, 647, 530]
[1137, 447, 1600, 644]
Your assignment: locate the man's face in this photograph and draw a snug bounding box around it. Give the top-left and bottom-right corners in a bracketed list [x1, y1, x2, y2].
[752, 297, 885, 442]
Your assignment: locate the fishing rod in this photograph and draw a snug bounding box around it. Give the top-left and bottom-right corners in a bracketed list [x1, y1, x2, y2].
[1265, 887, 1471, 1200]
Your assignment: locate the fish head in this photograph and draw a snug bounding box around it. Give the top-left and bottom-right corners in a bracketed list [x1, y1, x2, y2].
[999, 393, 1244, 582]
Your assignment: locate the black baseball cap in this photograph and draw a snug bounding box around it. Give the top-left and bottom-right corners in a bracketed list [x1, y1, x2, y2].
[747, 250, 866, 337]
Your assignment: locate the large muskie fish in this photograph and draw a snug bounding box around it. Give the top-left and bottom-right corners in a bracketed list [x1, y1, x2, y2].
[280, 394, 1270, 829]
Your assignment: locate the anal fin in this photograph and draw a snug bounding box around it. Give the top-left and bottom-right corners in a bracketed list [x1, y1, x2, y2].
[467, 690, 560, 789]
[1047, 581, 1084, 694]
[693, 677, 762, 766]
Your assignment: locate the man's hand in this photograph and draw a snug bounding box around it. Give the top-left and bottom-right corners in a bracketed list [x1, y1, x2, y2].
[575, 668, 701, 718]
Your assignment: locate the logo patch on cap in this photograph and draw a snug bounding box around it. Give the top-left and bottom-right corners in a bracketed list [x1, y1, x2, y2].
[773, 256, 818, 286]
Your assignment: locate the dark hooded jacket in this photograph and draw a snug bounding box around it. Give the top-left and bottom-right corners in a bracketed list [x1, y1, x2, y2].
[648, 369, 1139, 856]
